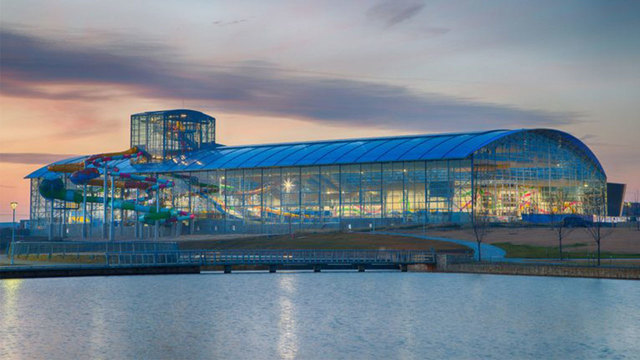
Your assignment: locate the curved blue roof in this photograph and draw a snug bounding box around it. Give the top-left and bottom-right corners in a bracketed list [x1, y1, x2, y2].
[25, 129, 605, 178]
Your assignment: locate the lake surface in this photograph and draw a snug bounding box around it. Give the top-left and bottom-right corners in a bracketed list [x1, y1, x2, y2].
[1, 272, 639, 359]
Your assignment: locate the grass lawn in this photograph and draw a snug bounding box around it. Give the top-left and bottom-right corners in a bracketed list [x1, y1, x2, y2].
[179, 232, 469, 252]
[1, 233, 468, 266]
[9, 254, 106, 265]
[493, 242, 640, 259]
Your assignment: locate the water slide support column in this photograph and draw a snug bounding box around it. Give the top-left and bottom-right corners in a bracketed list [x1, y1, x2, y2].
[103, 163, 108, 239]
[188, 181, 193, 235]
[135, 189, 140, 239]
[120, 188, 124, 238]
[60, 176, 66, 239]
[155, 175, 160, 240]
[48, 198, 54, 241]
[82, 184, 87, 240]
[89, 195, 93, 238]
[109, 173, 115, 242]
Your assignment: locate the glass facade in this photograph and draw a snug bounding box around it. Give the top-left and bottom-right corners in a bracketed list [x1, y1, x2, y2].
[27, 129, 607, 236]
[130, 110, 215, 161]
[473, 130, 606, 220]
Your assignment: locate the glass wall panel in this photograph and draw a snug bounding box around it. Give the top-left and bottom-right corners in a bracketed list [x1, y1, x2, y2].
[182, 170, 222, 220]
[340, 165, 361, 218]
[406, 161, 426, 223]
[426, 161, 450, 217]
[383, 163, 404, 218]
[301, 166, 320, 223]
[224, 170, 243, 220]
[282, 167, 300, 223]
[263, 168, 283, 223]
[320, 166, 340, 221]
[243, 169, 263, 221]
[361, 163, 382, 218]
[451, 160, 472, 222]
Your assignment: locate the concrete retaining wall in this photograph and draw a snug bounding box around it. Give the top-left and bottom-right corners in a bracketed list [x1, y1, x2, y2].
[440, 263, 640, 280]
[0, 265, 200, 279]
[407, 263, 437, 272]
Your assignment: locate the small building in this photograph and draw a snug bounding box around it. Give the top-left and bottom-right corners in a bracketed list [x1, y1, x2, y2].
[606, 183, 626, 217]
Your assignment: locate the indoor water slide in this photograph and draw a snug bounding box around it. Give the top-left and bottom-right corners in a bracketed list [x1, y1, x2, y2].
[44, 147, 334, 222]
[195, 191, 244, 219]
[197, 190, 311, 220]
[168, 172, 320, 220]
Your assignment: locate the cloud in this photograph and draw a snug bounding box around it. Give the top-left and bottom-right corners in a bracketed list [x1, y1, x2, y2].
[366, 1, 425, 27]
[0, 28, 574, 133]
[0, 153, 79, 165]
[0, 29, 173, 86]
[578, 134, 627, 148]
[212, 19, 248, 26]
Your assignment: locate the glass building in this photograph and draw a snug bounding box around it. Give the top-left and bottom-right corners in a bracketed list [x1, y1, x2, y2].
[26, 110, 607, 238]
[130, 109, 216, 161]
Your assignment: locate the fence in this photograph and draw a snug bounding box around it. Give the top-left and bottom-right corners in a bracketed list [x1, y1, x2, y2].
[105, 249, 437, 267]
[9, 241, 179, 259]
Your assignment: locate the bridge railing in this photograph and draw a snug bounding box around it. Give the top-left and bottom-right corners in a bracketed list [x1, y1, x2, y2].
[9, 241, 179, 259]
[105, 249, 436, 266]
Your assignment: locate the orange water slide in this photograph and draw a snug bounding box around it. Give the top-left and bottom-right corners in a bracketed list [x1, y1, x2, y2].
[86, 179, 150, 190]
[47, 147, 142, 173]
[47, 163, 85, 172]
[91, 146, 140, 159]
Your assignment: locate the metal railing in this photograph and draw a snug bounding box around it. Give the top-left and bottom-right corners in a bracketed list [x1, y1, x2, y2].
[105, 249, 436, 266]
[9, 241, 179, 259]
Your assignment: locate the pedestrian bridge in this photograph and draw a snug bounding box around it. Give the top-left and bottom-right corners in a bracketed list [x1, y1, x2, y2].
[105, 249, 437, 272]
[7, 241, 443, 273]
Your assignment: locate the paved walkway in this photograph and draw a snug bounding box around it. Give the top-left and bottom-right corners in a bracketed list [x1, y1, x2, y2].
[377, 232, 507, 261]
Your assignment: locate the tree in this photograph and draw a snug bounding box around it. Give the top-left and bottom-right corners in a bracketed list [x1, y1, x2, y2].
[584, 187, 612, 266]
[549, 189, 574, 261]
[634, 190, 640, 232]
[471, 209, 490, 261]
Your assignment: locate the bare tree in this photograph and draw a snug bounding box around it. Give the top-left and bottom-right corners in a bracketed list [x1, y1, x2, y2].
[584, 187, 612, 266]
[471, 209, 490, 261]
[549, 189, 574, 261]
[634, 189, 640, 231]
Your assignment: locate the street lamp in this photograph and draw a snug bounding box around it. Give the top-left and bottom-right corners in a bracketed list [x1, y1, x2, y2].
[10, 201, 18, 265]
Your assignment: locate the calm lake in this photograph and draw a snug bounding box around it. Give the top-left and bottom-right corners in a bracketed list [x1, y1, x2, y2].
[1, 272, 639, 359]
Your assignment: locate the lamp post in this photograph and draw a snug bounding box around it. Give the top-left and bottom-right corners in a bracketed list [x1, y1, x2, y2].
[10, 201, 18, 265]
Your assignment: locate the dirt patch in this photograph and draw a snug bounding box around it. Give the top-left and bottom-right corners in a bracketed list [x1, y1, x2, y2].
[401, 227, 640, 254]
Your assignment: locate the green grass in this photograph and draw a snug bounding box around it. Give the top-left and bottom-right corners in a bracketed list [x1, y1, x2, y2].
[14, 254, 106, 264]
[564, 242, 589, 248]
[179, 232, 468, 251]
[493, 242, 640, 259]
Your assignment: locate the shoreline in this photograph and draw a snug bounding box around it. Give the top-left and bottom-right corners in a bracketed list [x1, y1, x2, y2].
[0, 264, 200, 279]
[2, 262, 639, 280]
[430, 262, 640, 280]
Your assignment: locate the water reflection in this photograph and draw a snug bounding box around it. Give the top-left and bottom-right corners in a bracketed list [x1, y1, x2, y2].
[396, 275, 417, 359]
[1, 274, 639, 359]
[0, 278, 23, 302]
[277, 275, 298, 360]
[87, 283, 108, 360]
[1, 279, 24, 359]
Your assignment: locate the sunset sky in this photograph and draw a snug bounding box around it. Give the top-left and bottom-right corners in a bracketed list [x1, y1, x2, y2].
[1, 0, 639, 221]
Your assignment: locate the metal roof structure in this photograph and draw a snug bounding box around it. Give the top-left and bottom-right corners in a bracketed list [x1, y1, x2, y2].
[131, 109, 215, 123]
[25, 129, 604, 179]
